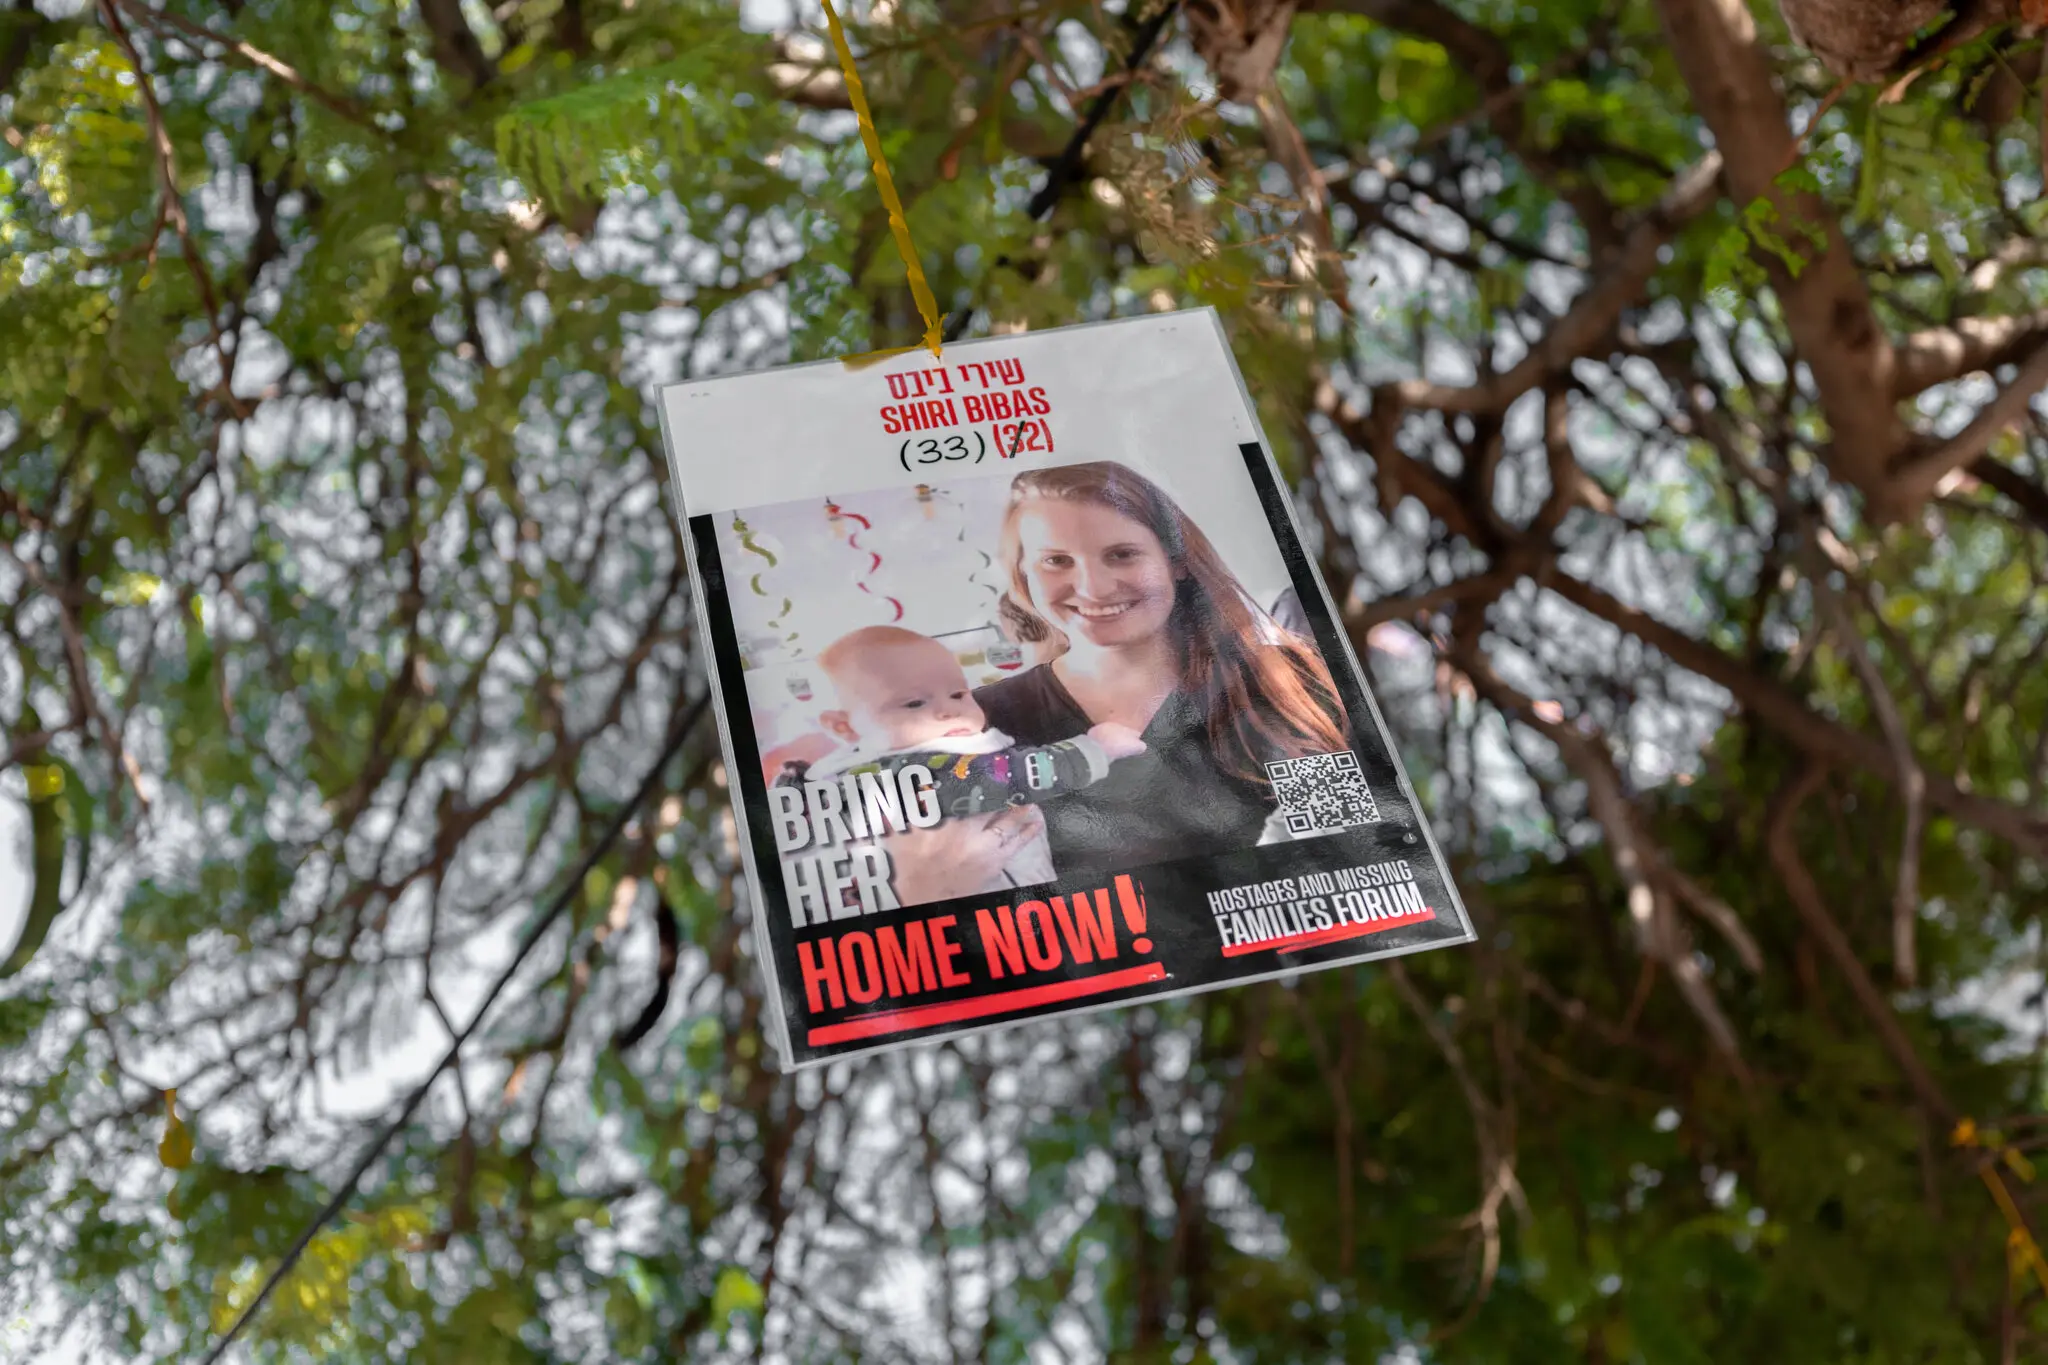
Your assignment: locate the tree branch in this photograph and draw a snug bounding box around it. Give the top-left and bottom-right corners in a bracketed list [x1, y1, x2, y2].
[1454, 641, 1753, 1080]
[1386, 961, 1526, 1322]
[1305, 0, 1623, 251]
[97, 0, 245, 419]
[1801, 542, 1925, 988]
[1967, 454, 2048, 532]
[1767, 764, 1951, 1119]
[1374, 153, 1723, 416]
[1775, 0, 1953, 84]
[1547, 570, 2048, 857]
[1766, 765, 2048, 1300]
[1895, 308, 2048, 398]
[416, 0, 494, 89]
[768, 35, 850, 109]
[1889, 344, 2048, 511]
[1314, 378, 1490, 545]
[114, 0, 374, 126]
[1345, 567, 1520, 633]
[1652, 0, 1907, 502]
[1658, 865, 1764, 974]
[1253, 81, 1356, 317]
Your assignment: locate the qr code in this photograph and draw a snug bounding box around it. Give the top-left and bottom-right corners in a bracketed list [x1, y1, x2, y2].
[1267, 751, 1381, 835]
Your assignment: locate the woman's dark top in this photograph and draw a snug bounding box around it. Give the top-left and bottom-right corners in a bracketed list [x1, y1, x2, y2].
[974, 664, 1275, 878]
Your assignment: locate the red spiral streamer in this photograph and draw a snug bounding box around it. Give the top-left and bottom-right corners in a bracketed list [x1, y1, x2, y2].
[832, 497, 901, 622]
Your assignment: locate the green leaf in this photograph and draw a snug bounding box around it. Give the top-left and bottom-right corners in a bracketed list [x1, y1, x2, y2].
[711, 1265, 764, 1325]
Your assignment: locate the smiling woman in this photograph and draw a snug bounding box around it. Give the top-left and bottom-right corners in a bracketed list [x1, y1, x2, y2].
[969, 460, 1351, 877]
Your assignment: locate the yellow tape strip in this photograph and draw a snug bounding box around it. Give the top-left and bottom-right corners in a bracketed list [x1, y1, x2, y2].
[820, 0, 944, 361]
[838, 343, 929, 372]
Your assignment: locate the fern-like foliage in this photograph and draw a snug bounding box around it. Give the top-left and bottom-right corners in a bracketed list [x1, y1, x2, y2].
[1853, 98, 2008, 289]
[1702, 166, 1835, 309]
[1703, 43, 2038, 317]
[494, 46, 761, 212]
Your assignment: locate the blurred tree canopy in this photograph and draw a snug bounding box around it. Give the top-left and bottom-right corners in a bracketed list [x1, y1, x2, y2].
[3, 0, 2048, 1359]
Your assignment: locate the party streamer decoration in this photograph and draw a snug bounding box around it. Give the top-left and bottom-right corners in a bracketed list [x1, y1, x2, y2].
[828, 497, 903, 623]
[732, 515, 796, 656]
[935, 486, 1003, 616]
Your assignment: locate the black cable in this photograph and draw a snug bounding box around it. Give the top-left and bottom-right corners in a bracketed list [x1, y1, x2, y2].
[200, 691, 710, 1365]
[611, 890, 681, 1052]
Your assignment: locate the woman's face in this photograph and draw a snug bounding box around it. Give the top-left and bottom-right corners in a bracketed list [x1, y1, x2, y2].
[1013, 498, 1179, 649]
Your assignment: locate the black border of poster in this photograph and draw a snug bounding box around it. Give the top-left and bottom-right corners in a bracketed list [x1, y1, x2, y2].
[690, 442, 1470, 1067]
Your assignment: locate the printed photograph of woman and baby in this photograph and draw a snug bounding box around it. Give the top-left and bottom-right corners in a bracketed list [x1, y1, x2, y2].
[712, 455, 1368, 910]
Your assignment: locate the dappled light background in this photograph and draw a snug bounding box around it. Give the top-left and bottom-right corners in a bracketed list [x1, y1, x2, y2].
[2, 0, 2047, 1360]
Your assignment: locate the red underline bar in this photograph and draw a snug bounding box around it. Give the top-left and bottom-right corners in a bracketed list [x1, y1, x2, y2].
[1221, 908, 1436, 957]
[806, 960, 1171, 1045]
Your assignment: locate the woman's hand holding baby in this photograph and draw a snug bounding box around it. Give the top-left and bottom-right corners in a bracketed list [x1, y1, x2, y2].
[1088, 722, 1147, 761]
[883, 804, 1047, 906]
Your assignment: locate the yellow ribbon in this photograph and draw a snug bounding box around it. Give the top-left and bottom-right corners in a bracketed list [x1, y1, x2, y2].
[819, 0, 944, 360]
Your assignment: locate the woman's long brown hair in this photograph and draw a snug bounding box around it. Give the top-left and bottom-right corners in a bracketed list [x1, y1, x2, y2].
[996, 461, 1348, 784]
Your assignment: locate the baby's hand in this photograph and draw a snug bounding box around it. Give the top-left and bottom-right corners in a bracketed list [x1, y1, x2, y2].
[1089, 722, 1147, 761]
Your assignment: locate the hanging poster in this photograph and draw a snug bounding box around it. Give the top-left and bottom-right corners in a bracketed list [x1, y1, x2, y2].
[657, 310, 1473, 1069]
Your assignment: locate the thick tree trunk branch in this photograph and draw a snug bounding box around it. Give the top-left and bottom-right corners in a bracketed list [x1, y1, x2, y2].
[1326, 0, 2033, 528]
[1652, 0, 1907, 500]
[1775, 0, 1948, 82]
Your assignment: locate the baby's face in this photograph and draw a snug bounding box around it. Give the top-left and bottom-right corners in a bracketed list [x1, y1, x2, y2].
[833, 637, 987, 749]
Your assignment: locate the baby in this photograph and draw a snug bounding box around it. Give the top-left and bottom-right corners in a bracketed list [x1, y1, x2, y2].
[777, 626, 1143, 888]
